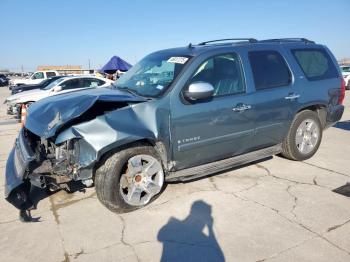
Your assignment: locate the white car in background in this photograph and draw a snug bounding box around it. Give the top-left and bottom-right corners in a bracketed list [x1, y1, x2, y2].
[6, 75, 113, 117]
[340, 65, 350, 89]
[9, 70, 59, 88]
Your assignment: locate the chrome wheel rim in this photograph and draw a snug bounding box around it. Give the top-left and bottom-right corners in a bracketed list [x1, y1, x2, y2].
[295, 119, 319, 154]
[119, 154, 164, 206]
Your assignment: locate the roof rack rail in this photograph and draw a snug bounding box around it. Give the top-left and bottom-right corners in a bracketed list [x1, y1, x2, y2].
[198, 38, 258, 45]
[260, 38, 315, 44]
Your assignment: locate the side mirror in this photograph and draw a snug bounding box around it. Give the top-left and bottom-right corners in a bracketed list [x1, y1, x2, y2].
[53, 86, 62, 92]
[184, 81, 214, 101]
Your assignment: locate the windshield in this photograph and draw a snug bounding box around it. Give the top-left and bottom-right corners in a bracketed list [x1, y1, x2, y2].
[43, 78, 66, 90]
[114, 52, 190, 97]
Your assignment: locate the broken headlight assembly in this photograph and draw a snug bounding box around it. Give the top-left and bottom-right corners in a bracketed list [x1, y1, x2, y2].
[28, 138, 80, 190]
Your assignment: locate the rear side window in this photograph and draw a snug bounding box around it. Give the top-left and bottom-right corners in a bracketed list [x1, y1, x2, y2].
[46, 72, 57, 78]
[249, 50, 291, 90]
[292, 48, 339, 81]
[82, 78, 105, 87]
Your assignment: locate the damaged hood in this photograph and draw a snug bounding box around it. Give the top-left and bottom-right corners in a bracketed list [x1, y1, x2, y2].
[25, 87, 147, 138]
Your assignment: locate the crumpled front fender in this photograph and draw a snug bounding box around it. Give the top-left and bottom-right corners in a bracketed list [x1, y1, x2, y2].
[55, 104, 162, 169]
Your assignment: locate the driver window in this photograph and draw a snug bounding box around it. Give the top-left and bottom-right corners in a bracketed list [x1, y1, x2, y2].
[60, 79, 80, 90]
[190, 53, 246, 97]
[32, 72, 44, 80]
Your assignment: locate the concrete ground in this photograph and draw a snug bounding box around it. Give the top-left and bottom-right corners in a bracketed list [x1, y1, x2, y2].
[0, 86, 349, 262]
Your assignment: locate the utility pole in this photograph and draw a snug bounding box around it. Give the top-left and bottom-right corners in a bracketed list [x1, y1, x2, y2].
[88, 59, 91, 70]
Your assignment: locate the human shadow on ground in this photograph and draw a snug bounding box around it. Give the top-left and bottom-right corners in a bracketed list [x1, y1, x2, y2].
[158, 200, 225, 262]
[334, 120, 350, 131]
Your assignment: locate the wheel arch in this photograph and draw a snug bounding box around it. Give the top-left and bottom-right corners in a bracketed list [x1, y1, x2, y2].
[296, 103, 327, 128]
[96, 138, 170, 172]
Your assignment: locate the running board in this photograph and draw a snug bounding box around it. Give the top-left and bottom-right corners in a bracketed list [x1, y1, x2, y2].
[166, 144, 282, 182]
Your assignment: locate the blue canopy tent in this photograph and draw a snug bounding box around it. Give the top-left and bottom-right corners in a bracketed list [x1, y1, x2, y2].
[100, 56, 132, 74]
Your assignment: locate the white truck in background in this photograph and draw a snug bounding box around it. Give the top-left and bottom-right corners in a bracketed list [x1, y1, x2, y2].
[340, 65, 350, 90]
[9, 70, 59, 89]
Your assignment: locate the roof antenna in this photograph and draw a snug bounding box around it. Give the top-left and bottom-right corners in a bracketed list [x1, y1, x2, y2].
[188, 43, 193, 49]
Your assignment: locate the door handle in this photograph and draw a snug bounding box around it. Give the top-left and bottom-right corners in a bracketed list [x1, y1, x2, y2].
[285, 93, 300, 100]
[232, 104, 252, 112]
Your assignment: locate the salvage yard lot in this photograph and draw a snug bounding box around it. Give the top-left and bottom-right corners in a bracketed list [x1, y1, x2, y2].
[0, 86, 350, 262]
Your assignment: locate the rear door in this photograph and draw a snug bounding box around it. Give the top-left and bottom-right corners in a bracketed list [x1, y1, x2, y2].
[246, 49, 300, 149]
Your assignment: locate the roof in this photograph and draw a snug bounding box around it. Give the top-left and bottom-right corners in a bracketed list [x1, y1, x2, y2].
[150, 38, 320, 58]
[57, 75, 106, 81]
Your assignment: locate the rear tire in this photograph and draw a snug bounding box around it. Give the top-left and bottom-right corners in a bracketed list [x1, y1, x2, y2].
[281, 110, 322, 161]
[95, 144, 165, 213]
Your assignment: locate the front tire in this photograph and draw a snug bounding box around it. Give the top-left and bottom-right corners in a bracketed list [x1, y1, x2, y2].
[95, 144, 165, 213]
[281, 110, 322, 161]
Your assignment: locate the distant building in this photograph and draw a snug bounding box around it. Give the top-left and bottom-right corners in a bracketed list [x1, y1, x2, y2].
[0, 69, 10, 74]
[338, 58, 350, 66]
[36, 65, 93, 75]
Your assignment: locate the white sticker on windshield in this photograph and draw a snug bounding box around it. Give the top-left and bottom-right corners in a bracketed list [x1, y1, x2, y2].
[156, 85, 164, 90]
[167, 57, 188, 64]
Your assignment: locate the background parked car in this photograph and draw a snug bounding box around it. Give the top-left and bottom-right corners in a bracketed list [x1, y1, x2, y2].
[9, 70, 59, 88]
[11, 75, 65, 95]
[0, 74, 9, 87]
[340, 65, 350, 89]
[6, 76, 113, 118]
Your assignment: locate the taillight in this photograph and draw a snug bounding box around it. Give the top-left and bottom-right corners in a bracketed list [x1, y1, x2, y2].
[339, 78, 345, 105]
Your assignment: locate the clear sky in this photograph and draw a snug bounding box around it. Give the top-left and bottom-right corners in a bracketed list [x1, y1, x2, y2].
[1, 0, 349, 72]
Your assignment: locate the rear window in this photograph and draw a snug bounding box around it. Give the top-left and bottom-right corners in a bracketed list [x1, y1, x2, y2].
[292, 48, 338, 81]
[46, 72, 57, 78]
[341, 66, 350, 73]
[249, 50, 291, 90]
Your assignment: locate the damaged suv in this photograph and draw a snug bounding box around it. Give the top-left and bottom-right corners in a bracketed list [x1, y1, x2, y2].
[5, 38, 345, 214]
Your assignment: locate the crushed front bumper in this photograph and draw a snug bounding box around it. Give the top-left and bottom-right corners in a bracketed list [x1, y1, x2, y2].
[5, 129, 36, 209]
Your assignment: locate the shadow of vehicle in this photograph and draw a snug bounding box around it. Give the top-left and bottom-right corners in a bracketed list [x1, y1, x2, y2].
[334, 120, 350, 131]
[18, 181, 87, 222]
[157, 200, 225, 262]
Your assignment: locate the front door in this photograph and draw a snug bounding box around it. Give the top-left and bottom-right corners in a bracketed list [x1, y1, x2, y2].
[30, 72, 45, 85]
[170, 52, 255, 170]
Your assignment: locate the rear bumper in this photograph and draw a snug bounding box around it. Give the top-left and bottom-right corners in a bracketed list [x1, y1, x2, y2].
[325, 105, 344, 128]
[4, 129, 35, 209]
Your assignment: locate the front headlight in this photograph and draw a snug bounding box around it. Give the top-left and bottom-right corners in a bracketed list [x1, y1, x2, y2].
[7, 98, 18, 105]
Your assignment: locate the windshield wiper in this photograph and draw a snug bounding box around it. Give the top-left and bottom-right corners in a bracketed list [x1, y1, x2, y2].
[116, 86, 143, 98]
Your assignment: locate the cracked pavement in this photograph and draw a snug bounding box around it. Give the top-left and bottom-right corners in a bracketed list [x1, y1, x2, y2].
[0, 86, 350, 262]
